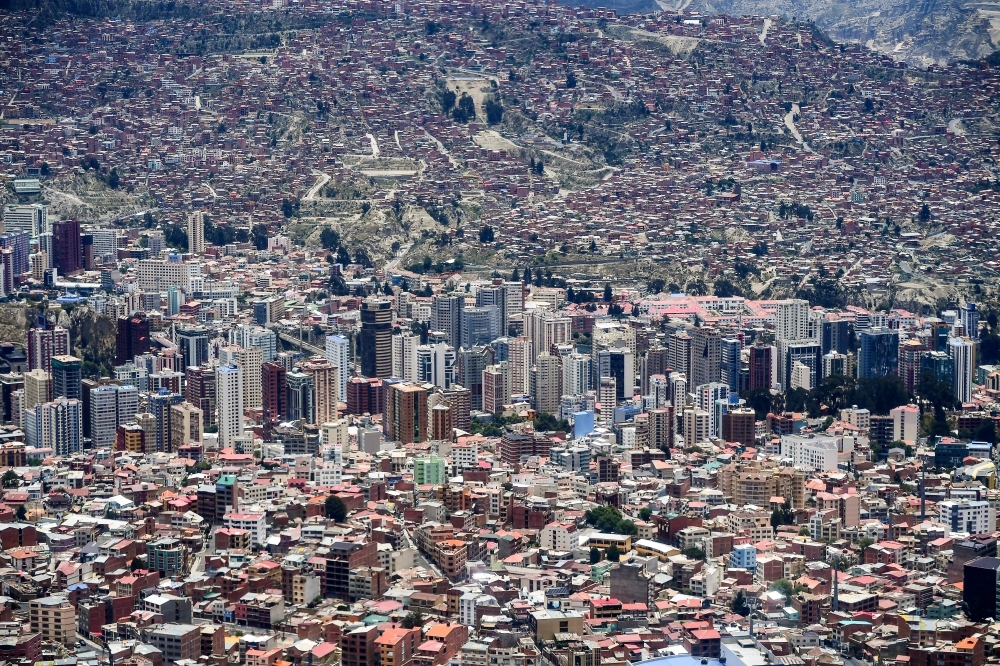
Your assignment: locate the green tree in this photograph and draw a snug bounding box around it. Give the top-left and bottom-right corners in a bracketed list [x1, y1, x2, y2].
[770, 578, 793, 600]
[130, 557, 145, 571]
[14, 505, 26, 521]
[325, 495, 347, 522]
[638, 507, 652, 521]
[484, 97, 504, 125]
[857, 537, 874, 552]
[320, 228, 341, 251]
[400, 609, 423, 629]
[919, 203, 931, 223]
[683, 547, 705, 561]
[770, 499, 795, 529]
[584, 505, 638, 536]
[603, 283, 613, 302]
[590, 547, 601, 564]
[731, 589, 751, 615]
[606, 544, 621, 562]
[1, 470, 20, 488]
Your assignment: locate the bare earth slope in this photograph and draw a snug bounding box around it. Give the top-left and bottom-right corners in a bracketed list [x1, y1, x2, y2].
[569, 0, 999, 65]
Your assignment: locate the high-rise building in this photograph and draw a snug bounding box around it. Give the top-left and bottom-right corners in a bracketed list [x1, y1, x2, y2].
[775, 299, 811, 342]
[460, 305, 501, 349]
[360, 298, 392, 378]
[0, 230, 30, 277]
[921, 350, 954, 389]
[217, 365, 245, 447]
[949, 336, 976, 404]
[682, 407, 711, 444]
[822, 317, 851, 355]
[690, 327, 721, 388]
[748, 344, 773, 391]
[722, 407, 756, 447]
[482, 363, 511, 415]
[697, 382, 731, 440]
[597, 376, 617, 426]
[24, 397, 82, 456]
[385, 383, 428, 444]
[563, 353, 591, 396]
[523, 308, 571, 364]
[720, 338, 742, 393]
[649, 405, 674, 453]
[668, 331, 692, 376]
[51, 219, 82, 275]
[219, 345, 264, 411]
[392, 331, 420, 381]
[169, 401, 203, 451]
[508, 336, 532, 395]
[116, 314, 150, 365]
[781, 340, 822, 391]
[185, 365, 216, 428]
[431, 294, 465, 347]
[303, 358, 338, 424]
[325, 334, 350, 400]
[433, 384, 471, 433]
[27, 326, 70, 373]
[598, 347, 633, 401]
[961, 302, 980, 340]
[964, 557, 1000, 622]
[177, 327, 210, 370]
[457, 346, 493, 411]
[262, 361, 287, 424]
[148, 390, 184, 453]
[2, 203, 47, 236]
[187, 211, 205, 255]
[898, 338, 927, 392]
[23, 369, 51, 411]
[858, 328, 899, 379]
[416, 342, 456, 389]
[822, 351, 855, 379]
[642, 345, 669, 395]
[530, 352, 563, 416]
[89, 384, 139, 449]
[51, 355, 82, 400]
[286, 371, 315, 423]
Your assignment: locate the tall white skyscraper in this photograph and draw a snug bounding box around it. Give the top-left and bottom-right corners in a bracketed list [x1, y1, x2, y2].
[416, 342, 456, 389]
[563, 353, 592, 395]
[217, 364, 244, 447]
[325, 334, 350, 399]
[775, 299, 811, 342]
[949, 336, 975, 404]
[392, 332, 420, 381]
[219, 345, 263, 411]
[508, 337, 532, 395]
[89, 384, 139, 448]
[25, 397, 81, 456]
[187, 211, 205, 255]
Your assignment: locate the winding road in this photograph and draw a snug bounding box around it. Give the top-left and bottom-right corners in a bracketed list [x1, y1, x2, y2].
[303, 172, 331, 201]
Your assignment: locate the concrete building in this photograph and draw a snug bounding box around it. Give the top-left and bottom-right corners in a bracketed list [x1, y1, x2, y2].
[29, 596, 76, 645]
[217, 365, 244, 448]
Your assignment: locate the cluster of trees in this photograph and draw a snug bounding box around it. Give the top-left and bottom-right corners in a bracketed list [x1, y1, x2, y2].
[778, 201, 814, 221]
[532, 412, 572, 433]
[467, 414, 527, 437]
[741, 373, 917, 421]
[484, 97, 504, 125]
[795, 274, 847, 309]
[584, 505, 638, 536]
[770, 499, 795, 529]
[320, 229, 372, 268]
[404, 254, 465, 275]
[479, 226, 495, 243]
[451, 93, 477, 123]
[528, 157, 545, 175]
[163, 223, 188, 250]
